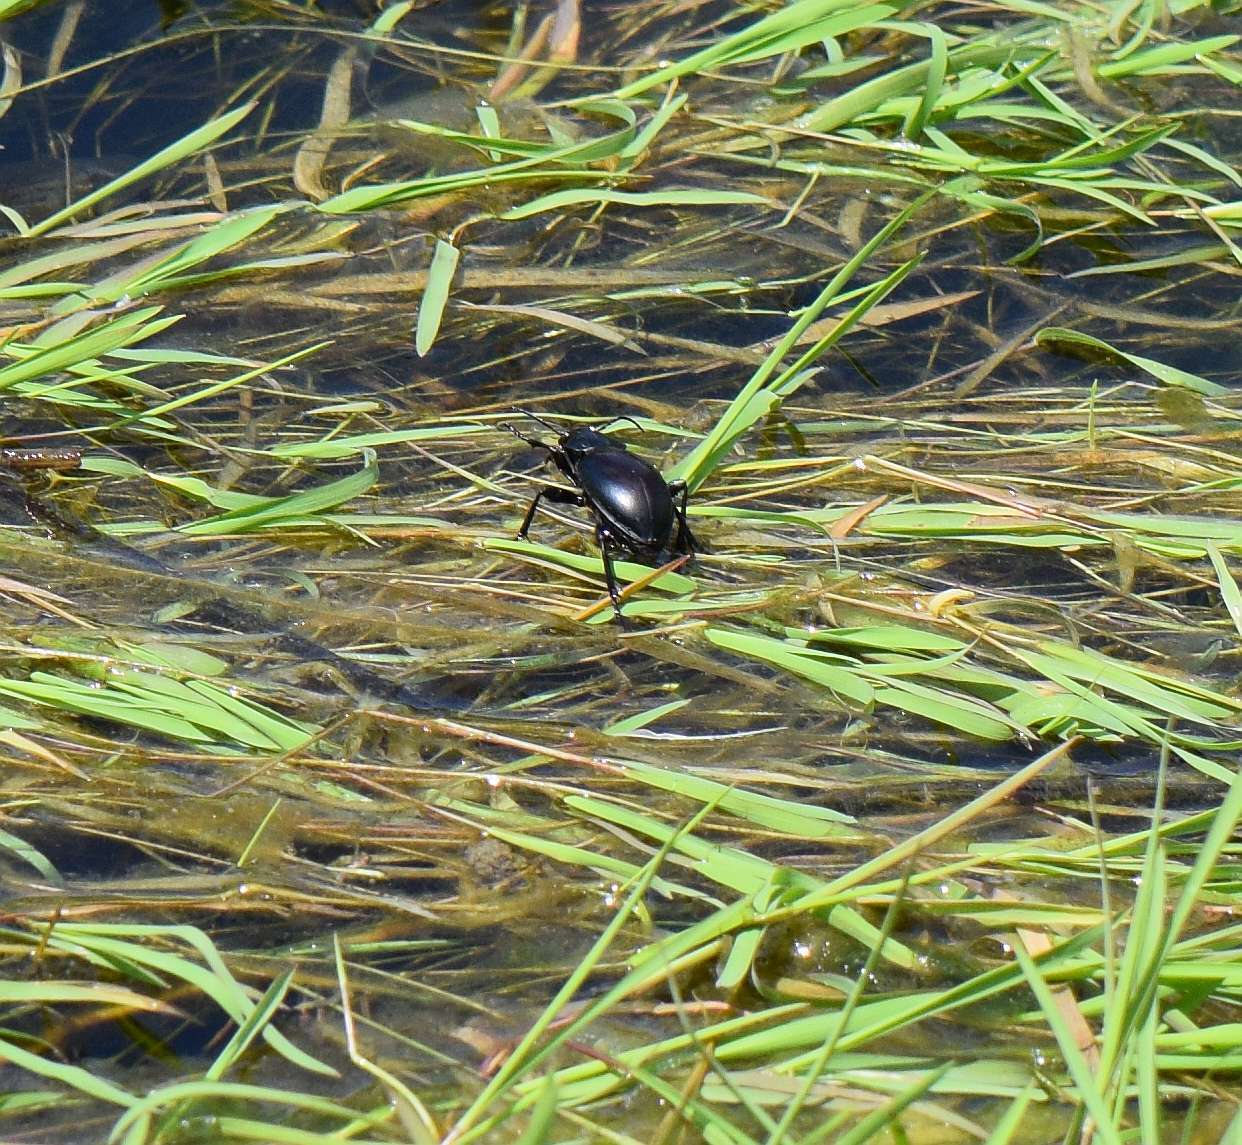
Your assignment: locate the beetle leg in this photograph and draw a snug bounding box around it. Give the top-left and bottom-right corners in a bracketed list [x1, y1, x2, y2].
[666, 479, 700, 555]
[516, 490, 544, 539]
[595, 523, 628, 623]
[516, 486, 587, 539]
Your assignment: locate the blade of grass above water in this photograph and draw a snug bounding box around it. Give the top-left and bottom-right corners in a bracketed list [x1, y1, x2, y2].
[1036, 328, 1228, 395]
[22, 103, 256, 239]
[670, 190, 934, 492]
[179, 454, 378, 536]
[414, 238, 460, 357]
[0, 307, 173, 392]
[605, 0, 898, 100]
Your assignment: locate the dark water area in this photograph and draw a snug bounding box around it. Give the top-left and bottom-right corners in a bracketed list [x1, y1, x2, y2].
[3, 2, 422, 161]
[4, 0, 1233, 411]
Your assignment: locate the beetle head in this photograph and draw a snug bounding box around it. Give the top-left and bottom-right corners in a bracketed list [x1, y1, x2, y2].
[504, 411, 641, 458]
[560, 426, 620, 460]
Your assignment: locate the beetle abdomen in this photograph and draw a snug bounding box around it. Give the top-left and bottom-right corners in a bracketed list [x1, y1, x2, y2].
[578, 449, 675, 549]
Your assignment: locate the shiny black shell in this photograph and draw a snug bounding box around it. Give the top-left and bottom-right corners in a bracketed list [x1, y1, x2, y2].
[560, 429, 674, 550]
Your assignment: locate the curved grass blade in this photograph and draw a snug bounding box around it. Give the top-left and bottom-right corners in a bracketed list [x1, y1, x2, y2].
[0, 826, 62, 886]
[670, 189, 932, 491]
[415, 239, 460, 357]
[1036, 328, 1227, 395]
[0, 1036, 136, 1109]
[1208, 544, 1242, 638]
[904, 24, 948, 139]
[47, 923, 336, 1078]
[110, 1081, 363, 1145]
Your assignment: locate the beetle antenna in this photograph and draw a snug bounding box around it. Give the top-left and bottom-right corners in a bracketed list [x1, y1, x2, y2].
[499, 422, 551, 449]
[511, 409, 565, 436]
[600, 414, 643, 434]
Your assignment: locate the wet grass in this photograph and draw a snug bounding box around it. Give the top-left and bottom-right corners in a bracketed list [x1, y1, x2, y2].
[0, 0, 1240, 1141]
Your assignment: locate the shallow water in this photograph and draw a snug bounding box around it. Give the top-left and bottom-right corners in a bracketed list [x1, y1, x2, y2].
[1, 1, 1240, 1141]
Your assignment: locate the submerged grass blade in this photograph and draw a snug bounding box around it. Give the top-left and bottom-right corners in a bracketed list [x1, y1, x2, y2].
[179, 454, 378, 536]
[0, 1036, 136, 1109]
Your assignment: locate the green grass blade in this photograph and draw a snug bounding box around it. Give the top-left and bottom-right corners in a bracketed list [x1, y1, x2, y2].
[983, 1086, 1040, 1145]
[1207, 543, 1242, 638]
[1036, 328, 1227, 395]
[1097, 33, 1239, 77]
[904, 24, 948, 140]
[0, 1035, 136, 1108]
[24, 103, 255, 239]
[446, 801, 722, 1142]
[607, 0, 896, 100]
[670, 191, 932, 491]
[415, 239, 460, 357]
[0, 307, 170, 392]
[0, 826, 63, 885]
[829, 1063, 952, 1145]
[179, 453, 378, 535]
[1013, 939, 1121, 1145]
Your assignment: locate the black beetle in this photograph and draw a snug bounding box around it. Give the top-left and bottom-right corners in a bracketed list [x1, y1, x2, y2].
[502, 412, 699, 621]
